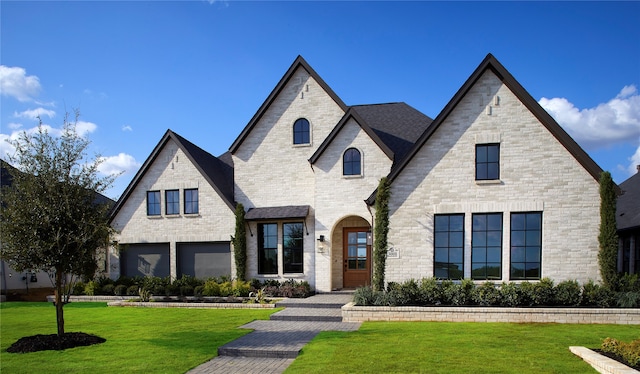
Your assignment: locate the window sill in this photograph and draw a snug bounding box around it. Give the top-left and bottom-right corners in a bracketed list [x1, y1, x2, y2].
[283, 273, 305, 277]
[184, 213, 200, 218]
[342, 174, 363, 179]
[475, 179, 503, 186]
[165, 214, 181, 219]
[292, 143, 312, 148]
[147, 215, 163, 219]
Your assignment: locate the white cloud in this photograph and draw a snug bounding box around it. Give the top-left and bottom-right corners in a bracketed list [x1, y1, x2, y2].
[75, 121, 97, 137]
[8, 123, 22, 130]
[13, 107, 56, 120]
[627, 141, 640, 176]
[121, 125, 133, 132]
[539, 85, 640, 150]
[0, 65, 42, 102]
[98, 153, 140, 176]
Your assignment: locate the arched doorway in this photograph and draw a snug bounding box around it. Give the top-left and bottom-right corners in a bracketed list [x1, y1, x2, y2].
[331, 216, 371, 289]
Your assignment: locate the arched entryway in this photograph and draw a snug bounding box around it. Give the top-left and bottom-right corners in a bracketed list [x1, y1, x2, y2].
[331, 216, 371, 289]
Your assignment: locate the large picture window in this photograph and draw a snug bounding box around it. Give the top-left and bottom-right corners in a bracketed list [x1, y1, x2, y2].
[147, 191, 161, 216]
[184, 188, 199, 214]
[343, 148, 361, 176]
[510, 212, 542, 280]
[165, 190, 180, 215]
[258, 223, 278, 274]
[293, 118, 310, 145]
[476, 144, 500, 180]
[434, 214, 464, 279]
[283, 222, 304, 273]
[472, 213, 502, 280]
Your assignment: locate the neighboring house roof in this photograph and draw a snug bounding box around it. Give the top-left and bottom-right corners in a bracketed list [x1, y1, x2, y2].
[109, 130, 235, 222]
[229, 55, 349, 154]
[365, 53, 606, 205]
[245, 205, 310, 221]
[309, 103, 433, 166]
[617, 171, 640, 232]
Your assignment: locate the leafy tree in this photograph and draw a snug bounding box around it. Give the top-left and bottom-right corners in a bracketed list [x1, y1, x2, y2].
[373, 177, 390, 291]
[0, 112, 116, 336]
[598, 171, 619, 290]
[232, 203, 247, 281]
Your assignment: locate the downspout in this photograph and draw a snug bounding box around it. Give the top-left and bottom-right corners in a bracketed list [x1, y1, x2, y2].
[366, 201, 375, 282]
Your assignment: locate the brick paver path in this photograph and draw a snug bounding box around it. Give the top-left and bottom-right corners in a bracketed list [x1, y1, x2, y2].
[186, 292, 358, 374]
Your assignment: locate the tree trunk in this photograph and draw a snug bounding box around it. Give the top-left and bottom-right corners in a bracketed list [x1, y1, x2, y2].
[55, 271, 64, 337]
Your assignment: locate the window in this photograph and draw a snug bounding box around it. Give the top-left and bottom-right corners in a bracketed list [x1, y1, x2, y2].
[472, 213, 502, 280]
[510, 212, 542, 280]
[258, 223, 278, 274]
[293, 118, 310, 145]
[283, 222, 303, 273]
[184, 188, 199, 214]
[165, 190, 179, 215]
[343, 148, 361, 176]
[476, 144, 500, 180]
[147, 191, 161, 216]
[434, 214, 464, 279]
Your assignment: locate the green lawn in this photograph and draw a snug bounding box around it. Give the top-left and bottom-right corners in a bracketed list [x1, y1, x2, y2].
[286, 321, 640, 374]
[0, 302, 275, 374]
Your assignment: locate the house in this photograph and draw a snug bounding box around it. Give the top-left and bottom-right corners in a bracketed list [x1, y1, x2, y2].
[109, 54, 607, 291]
[617, 166, 640, 275]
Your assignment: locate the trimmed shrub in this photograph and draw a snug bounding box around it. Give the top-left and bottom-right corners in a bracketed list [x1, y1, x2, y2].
[180, 285, 194, 297]
[354, 286, 376, 306]
[84, 281, 98, 296]
[232, 280, 251, 297]
[554, 280, 581, 306]
[164, 283, 179, 296]
[203, 280, 220, 296]
[126, 285, 139, 296]
[601, 338, 640, 368]
[472, 282, 501, 306]
[101, 284, 115, 296]
[418, 277, 441, 305]
[500, 282, 523, 307]
[193, 285, 204, 297]
[114, 284, 127, 296]
[218, 281, 233, 297]
[531, 278, 555, 306]
[582, 280, 613, 307]
[72, 282, 85, 296]
[616, 291, 640, 308]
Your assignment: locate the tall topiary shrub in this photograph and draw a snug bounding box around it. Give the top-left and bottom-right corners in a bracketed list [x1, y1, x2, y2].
[598, 171, 619, 290]
[373, 177, 390, 291]
[232, 203, 247, 281]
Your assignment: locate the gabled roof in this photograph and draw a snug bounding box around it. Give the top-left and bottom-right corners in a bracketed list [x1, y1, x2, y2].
[386, 53, 605, 188]
[229, 55, 349, 154]
[109, 130, 235, 222]
[617, 171, 640, 232]
[309, 103, 433, 167]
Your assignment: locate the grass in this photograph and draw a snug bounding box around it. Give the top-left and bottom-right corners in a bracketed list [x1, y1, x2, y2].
[0, 302, 275, 374]
[286, 321, 640, 374]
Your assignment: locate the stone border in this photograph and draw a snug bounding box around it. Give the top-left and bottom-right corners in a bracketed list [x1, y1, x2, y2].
[570, 346, 639, 374]
[108, 300, 277, 309]
[341, 303, 640, 324]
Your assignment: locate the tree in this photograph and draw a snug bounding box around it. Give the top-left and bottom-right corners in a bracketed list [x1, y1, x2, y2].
[597, 171, 619, 290]
[232, 203, 247, 281]
[373, 177, 390, 291]
[0, 111, 116, 337]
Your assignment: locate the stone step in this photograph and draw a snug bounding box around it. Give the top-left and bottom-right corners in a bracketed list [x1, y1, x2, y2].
[269, 307, 343, 322]
[218, 329, 318, 359]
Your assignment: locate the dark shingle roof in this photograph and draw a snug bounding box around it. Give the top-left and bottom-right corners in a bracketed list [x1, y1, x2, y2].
[351, 103, 433, 166]
[617, 171, 640, 231]
[245, 205, 310, 221]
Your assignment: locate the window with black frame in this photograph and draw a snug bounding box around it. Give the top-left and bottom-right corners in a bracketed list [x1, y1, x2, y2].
[343, 148, 361, 176]
[184, 188, 198, 214]
[434, 214, 464, 279]
[283, 222, 303, 273]
[293, 118, 310, 145]
[165, 190, 179, 215]
[472, 213, 503, 280]
[258, 223, 278, 274]
[476, 143, 500, 180]
[147, 191, 161, 216]
[510, 212, 542, 280]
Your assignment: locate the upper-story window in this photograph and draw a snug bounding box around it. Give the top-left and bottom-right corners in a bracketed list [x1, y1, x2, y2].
[147, 191, 161, 216]
[476, 144, 500, 180]
[165, 190, 180, 215]
[293, 118, 310, 145]
[343, 148, 361, 176]
[184, 188, 199, 214]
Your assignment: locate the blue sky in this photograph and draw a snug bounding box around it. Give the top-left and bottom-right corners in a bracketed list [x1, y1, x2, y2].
[1, 1, 639, 199]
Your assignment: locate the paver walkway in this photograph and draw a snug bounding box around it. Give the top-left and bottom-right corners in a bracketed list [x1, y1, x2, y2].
[186, 292, 359, 374]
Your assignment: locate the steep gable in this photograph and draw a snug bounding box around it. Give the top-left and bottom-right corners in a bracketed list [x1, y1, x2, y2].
[109, 129, 234, 222]
[229, 56, 348, 154]
[618, 171, 640, 231]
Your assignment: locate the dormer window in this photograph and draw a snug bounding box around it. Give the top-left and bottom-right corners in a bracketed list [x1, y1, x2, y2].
[343, 148, 361, 176]
[293, 118, 310, 145]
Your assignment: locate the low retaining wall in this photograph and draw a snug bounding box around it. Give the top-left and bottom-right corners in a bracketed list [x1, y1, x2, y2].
[46, 295, 129, 303]
[342, 303, 640, 325]
[108, 301, 276, 309]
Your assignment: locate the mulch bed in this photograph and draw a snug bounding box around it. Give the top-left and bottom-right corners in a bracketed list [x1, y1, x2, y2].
[594, 349, 640, 371]
[6, 332, 106, 353]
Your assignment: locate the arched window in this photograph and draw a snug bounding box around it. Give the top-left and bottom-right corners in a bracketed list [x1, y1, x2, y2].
[293, 118, 310, 145]
[343, 148, 361, 176]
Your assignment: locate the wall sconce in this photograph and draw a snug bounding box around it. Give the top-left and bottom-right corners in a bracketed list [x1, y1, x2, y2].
[366, 232, 373, 246]
[317, 235, 325, 253]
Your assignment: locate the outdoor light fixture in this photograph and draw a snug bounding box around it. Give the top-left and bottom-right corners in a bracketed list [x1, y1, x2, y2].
[317, 235, 325, 253]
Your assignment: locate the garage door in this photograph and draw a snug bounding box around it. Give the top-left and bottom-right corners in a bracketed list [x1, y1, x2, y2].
[121, 243, 170, 278]
[178, 242, 231, 279]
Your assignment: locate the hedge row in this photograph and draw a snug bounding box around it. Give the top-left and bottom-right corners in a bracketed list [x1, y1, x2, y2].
[73, 275, 313, 298]
[353, 277, 640, 308]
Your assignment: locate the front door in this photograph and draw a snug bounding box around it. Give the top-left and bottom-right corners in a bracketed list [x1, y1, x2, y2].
[343, 228, 371, 288]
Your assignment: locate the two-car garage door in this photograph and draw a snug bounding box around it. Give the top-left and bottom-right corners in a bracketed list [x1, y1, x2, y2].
[121, 242, 231, 279]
